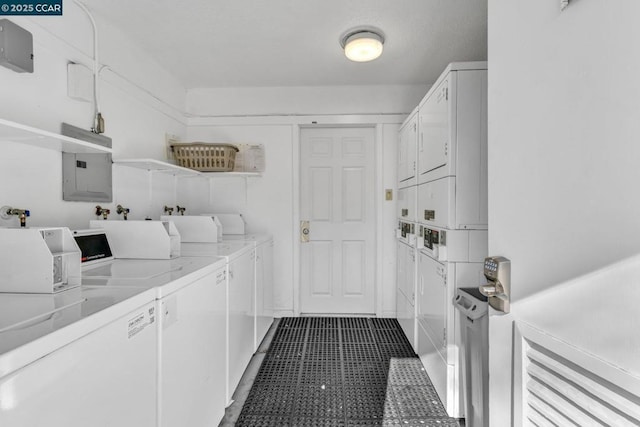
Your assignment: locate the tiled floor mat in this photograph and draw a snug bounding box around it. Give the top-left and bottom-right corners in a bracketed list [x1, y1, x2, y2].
[236, 317, 460, 427]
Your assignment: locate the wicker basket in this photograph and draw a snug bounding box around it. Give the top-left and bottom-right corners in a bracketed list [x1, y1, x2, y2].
[170, 143, 239, 172]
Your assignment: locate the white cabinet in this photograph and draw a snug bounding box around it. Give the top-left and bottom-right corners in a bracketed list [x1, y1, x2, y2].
[417, 253, 447, 355]
[398, 111, 418, 188]
[227, 248, 255, 403]
[418, 64, 487, 186]
[417, 250, 484, 417]
[159, 265, 227, 427]
[396, 239, 417, 350]
[255, 238, 274, 349]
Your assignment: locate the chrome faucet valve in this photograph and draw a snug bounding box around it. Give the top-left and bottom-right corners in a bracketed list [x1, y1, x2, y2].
[1, 206, 31, 227]
[95, 205, 111, 220]
[176, 205, 186, 216]
[164, 205, 174, 215]
[116, 204, 130, 220]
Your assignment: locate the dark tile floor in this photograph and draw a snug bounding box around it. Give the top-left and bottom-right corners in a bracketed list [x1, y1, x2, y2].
[234, 317, 460, 427]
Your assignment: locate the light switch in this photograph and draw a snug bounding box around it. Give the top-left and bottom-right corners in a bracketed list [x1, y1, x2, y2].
[385, 189, 393, 201]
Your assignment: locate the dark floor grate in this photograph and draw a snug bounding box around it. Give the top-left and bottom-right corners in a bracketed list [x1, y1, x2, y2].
[342, 328, 375, 343]
[307, 328, 340, 343]
[340, 317, 371, 329]
[237, 317, 460, 427]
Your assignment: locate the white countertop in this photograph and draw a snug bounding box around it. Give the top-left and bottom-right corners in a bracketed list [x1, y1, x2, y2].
[180, 240, 256, 259]
[221, 234, 272, 245]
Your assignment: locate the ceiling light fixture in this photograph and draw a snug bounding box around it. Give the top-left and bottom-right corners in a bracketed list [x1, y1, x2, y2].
[340, 28, 385, 62]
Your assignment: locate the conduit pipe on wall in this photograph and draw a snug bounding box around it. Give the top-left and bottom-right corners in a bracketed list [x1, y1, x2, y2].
[73, 0, 104, 133]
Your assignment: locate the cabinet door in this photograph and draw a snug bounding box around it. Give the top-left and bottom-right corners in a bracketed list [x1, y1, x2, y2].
[407, 246, 416, 307]
[227, 249, 255, 402]
[255, 240, 274, 349]
[398, 112, 418, 187]
[417, 177, 455, 228]
[417, 252, 447, 359]
[396, 240, 406, 303]
[419, 77, 451, 178]
[396, 286, 413, 346]
[397, 241, 415, 304]
[397, 186, 417, 223]
[398, 123, 407, 185]
[160, 269, 227, 427]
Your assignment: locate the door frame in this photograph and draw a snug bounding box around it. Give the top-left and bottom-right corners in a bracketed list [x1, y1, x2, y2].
[293, 123, 384, 316]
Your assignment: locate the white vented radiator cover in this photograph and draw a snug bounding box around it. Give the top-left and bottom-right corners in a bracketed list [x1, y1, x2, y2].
[517, 322, 640, 426]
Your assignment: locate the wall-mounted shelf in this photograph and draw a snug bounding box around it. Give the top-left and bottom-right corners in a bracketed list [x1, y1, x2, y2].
[113, 158, 262, 178]
[200, 171, 262, 178]
[0, 118, 112, 154]
[113, 158, 200, 177]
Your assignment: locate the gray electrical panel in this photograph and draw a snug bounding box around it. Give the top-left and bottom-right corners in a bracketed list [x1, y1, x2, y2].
[61, 123, 113, 202]
[0, 19, 34, 73]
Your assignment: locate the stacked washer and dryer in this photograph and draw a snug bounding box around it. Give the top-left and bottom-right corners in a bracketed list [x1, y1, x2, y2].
[396, 62, 488, 418]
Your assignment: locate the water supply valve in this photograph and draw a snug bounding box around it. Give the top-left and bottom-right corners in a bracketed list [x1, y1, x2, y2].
[163, 205, 174, 215]
[95, 205, 110, 220]
[176, 205, 186, 216]
[1, 206, 30, 227]
[116, 204, 130, 220]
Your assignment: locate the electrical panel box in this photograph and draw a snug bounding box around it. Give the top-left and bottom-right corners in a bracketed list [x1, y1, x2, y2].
[0, 19, 34, 73]
[61, 123, 113, 202]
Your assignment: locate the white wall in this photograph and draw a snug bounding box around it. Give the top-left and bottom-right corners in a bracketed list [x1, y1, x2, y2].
[182, 116, 402, 317]
[488, 1, 640, 425]
[0, 6, 186, 229]
[184, 84, 422, 315]
[182, 123, 296, 313]
[187, 85, 428, 117]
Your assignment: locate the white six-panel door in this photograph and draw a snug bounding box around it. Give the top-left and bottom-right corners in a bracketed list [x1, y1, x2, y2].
[300, 127, 376, 314]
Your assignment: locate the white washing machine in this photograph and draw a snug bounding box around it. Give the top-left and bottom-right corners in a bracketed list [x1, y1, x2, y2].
[180, 240, 256, 404]
[75, 230, 228, 427]
[0, 286, 158, 427]
[221, 234, 274, 350]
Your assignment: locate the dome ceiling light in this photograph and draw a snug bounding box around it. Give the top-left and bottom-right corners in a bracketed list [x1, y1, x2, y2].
[340, 27, 385, 62]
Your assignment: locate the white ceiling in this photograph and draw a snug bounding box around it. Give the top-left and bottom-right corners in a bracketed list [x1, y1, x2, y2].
[83, 0, 488, 89]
